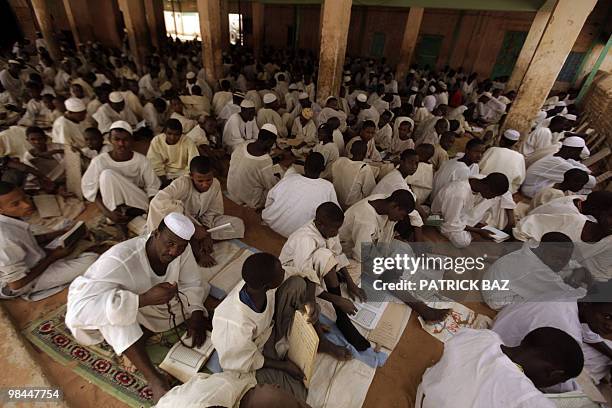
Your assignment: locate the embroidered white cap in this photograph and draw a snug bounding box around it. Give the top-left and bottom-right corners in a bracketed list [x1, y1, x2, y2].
[109, 91, 124, 103]
[263, 93, 277, 104]
[357, 93, 367, 103]
[240, 99, 255, 108]
[109, 120, 133, 134]
[64, 97, 86, 112]
[163, 212, 195, 240]
[503, 129, 520, 141]
[261, 123, 278, 135]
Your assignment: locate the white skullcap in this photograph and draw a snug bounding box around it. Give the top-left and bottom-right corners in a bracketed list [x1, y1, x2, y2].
[298, 92, 309, 99]
[163, 212, 195, 240]
[503, 129, 520, 141]
[428, 85, 436, 92]
[564, 113, 577, 121]
[186, 71, 196, 79]
[109, 91, 124, 103]
[289, 83, 298, 90]
[8, 59, 20, 65]
[343, 75, 351, 83]
[263, 93, 277, 104]
[65, 97, 86, 112]
[562, 136, 586, 148]
[240, 99, 255, 108]
[261, 123, 278, 135]
[410, 86, 419, 92]
[482, 92, 493, 98]
[357, 93, 367, 103]
[109, 120, 133, 134]
[438, 82, 447, 90]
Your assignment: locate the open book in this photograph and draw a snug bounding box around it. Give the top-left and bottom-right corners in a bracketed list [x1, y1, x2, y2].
[33, 194, 61, 218]
[288, 310, 319, 388]
[45, 221, 86, 249]
[418, 301, 492, 343]
[481, 225, 510, 243]
[159, 331, 214, 383]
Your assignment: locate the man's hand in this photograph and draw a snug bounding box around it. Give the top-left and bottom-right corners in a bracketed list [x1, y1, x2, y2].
[48, 244, 76, 260]
[281, 360, 305, 381]
[185, 310, 207, 348]
[346, 281, 367, 302]
[334, 297, 357, 315]
[139, 282, 177, 307]
[302, 300, 320, 324]
[477, 228, 495, 240]
[415, 304, 451, 323]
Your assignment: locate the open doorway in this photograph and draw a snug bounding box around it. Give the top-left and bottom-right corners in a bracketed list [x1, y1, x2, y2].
[229, 13, 243, 45]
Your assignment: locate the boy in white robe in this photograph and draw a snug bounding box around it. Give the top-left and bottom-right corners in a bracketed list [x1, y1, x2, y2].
[51, 97, 88, 148]
[0, 182, 97, 300]
[212, 253, 348, 403]
[147, 156, 244, 267]
[257, 93, 288, 138]
[92, 91, 138, 135]
[22, 126, 65, 191]
[354, 94, 380, 127]
[262, 153, 338, 238]
[169, 97, 198, 134]
[146, 118, 199, 186]
[80, 127, 112, 162]
[416, 328, 583, 408]
[18, 81, 54, 128]
[66, 213, 208, 402]
[226, 124, 279, 209]
[332, 141, 377, 209]
[388, 116, 415, 157]
[374, 110, 393, 151]
[479, 129, 525, 194]
[312, 123, 339, 180]
[345, 120, 382, 162]
[430, 131, 454, 172]
[211, 80, 233, 116]
[291, 108, 317, 144]
[81, 121, 160, 225]
[431, 173, 510, 248]
[529, 168, 589, 212]
[222, 100, 259, 152]
[138, 67, 161, 101]
[142, 98, 169, 135]
[431, 138, 485, 200]
[522, 137, 596, 198]
[521, 115, 569, 157]
[406, 144, 434, 205]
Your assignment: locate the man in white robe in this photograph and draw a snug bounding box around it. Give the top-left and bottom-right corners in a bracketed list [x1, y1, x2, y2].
[51, 97, 88, 148]
[257, 93, 288, 138]
[0, 60, 23, 102]
[226, 124, 279, 209]
[212, 80, 233, 116]
[416, 328, 583, 408]
[18, 81, 54, 128]
[522, 137, 596, 198]
[142, 98, 168, 135]
[521, 115, 569, 157]
[431, 139, 485, 200]
[332, 141, 377, 209]
[354, 94, 380, 127]
[0, 182, 97, 300]
[92, 91, 138, 134]
[406, 144, 434, 205]
[138, 67, 162, 101]
[66, 213, 208, 402]
[263, 153, 338, 238]
[81, 121, 160, 224]
[529, 168, 589, 211]
[479, 129, 525, 193]
[345, 120, 382, 162]
[222, 100, 259, 152]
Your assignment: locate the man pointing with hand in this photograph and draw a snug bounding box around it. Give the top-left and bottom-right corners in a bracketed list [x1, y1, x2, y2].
[66, 212, 208, 402]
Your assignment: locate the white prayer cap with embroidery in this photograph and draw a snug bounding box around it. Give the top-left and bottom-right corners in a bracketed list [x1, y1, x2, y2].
[109, 91, 124, 103]
[357, 93, 367, 103]
[261, 123, 278, 135]
[263, 93, 277, 104]
[562, 136, 586, 148]
[240, 99, 255, 108]
[186, 71, 196, 79]
[110, 120, 133, 134]
[65, 97, 86, 112]
[343, 75, 351, 83]
[503, 129, 520, 141]
[298, 92, 309, 99]
[163, 212, 195, 241]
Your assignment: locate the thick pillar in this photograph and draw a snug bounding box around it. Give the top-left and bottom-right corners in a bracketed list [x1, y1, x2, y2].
[317, 0, 352, 102]
[144, 0, 166, 50]
[502, 0, 597, 137]
[62, 0, 95, 46]
[252, 2, 264, 57]
[576, 34, 612, 105]
[220, 0, 230, 50]
[197, 0, 223, 86]
[29, 0, 61, 60]
[396, 7, 424, 83]
[89, 1, 123, 49]
[117, 0, 151, 71]
[505, 0, 556, 91]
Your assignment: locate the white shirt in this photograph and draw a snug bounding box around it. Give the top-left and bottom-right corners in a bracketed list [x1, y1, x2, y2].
[522, 155, 595, 198]
[332, 157, 377, 209]
[0, 214, 45, 285]
[226, 143, 277, 209]
[51, 115, 87, 148]
[222, 113, 259, 151]
[479, 147, 525, 194]
[371, 169, 423, 227]
[431, 158, 479, 200]
[92, 103, 138, 134]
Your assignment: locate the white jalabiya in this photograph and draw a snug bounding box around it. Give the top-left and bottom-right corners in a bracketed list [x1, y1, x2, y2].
[226, 143, 277, 209]
[0, 214, 97, 300]
[406, 162, 433, 205]
[529, 187, 566, 211]
[482, 244, 584, 310]
[422, 95, 436, 112]
[51, 116, 87, 148]
[431, 158, 479, 201]
[92, 103, 138, 134]
[416, 329, 556, 408]
[356, 105, 380, 127]
[179, 94, 210, 118]
[146, 134, 199, 179]
[317, 107, 348, 132]
[492, 295, 610, 387]
[211, 91, 233, 117]
[332, 129, 345, 157]
[371, 169, 424, 227]
[524, 143, 561, 168]
[138, 74, 161, 100]
[81, 152, 160, 211]
[374, 123, 392, 151]
[479, 147, 525, 194]
[222, 113, 259, 152]
[291, 118, 317, 144]
[573, 236, 612, 282]
[0, 126, 31, 158]
[388, 117, 415, 155]
[66, 235, 207, 354]
[262, 171, 339, 238]
[245, 90, 263, 111]
[521, 127, 552, 156]
[0, 69, 22, 100]
[211, 283, 275, 373]
[81, 144, 113, 160]
[345, 137, 382, 162]
[146, 176, 244, 240]
[218, 103, 241, 123]
[185, 125, 209, 147]
[431, 180, 481, 248]
[339, 194, 397, 262]
[430, 144, 449, 172]
[312, 142, 339, 180]
[18, 98, 53, 128]
[142, 102, 168, 135]
[526, 195, 582, 217]
[279, 220, 349, 288]
[413, 116, 439, 145]
[155, 372, 257, 408]
[170, 112, 198, 135]
[412, 107, 433, 126]
[257, 108, 287, 138]
[331, 157, 377, 209]
[513, 213, 589, 242]
[522, 155, 596, 198]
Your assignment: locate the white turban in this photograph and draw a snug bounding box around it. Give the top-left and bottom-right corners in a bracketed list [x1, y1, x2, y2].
[109, 91, 124, 103]
[263, 93, 277, 104]
[65, 97, 86, 112]
[503, 129, 520, 141]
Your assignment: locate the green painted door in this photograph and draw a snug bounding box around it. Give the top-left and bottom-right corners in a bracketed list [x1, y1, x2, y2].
[490, 31, 528, 80]
[370, 32, 386, 58]
[415, 35, 444, 70]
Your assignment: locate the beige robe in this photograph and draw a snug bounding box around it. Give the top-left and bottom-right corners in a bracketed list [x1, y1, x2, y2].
[405, 162, 433, 205]
[51, 116, 87, 148]
[331, 157, 377, 209]
[146, 133, 199, 179]
[257, 108, 287, 138]
[226, 143, 278, 209]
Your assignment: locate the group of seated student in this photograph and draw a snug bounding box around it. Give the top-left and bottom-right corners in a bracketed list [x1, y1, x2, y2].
[0, 35, 610, 407]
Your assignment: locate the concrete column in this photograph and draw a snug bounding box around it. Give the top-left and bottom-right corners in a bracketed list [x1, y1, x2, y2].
[117, 0, 151, 71]
[505, 0, 556, 91]
[89, 1, 123, 49]
[396, 7, 424, 83]
[317, 0, 352, 102]
[220, 0, 230, 50]
[29, 0, 61, 60]
[144, 0, 166, 50]
[252, 2, 264, 57]
[503, 0, 598, 137]
[197, 0, 223, 86]
[62, 0, 95, 46]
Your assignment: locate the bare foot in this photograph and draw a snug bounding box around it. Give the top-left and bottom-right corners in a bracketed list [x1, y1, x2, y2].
[148, 374, 171, 404]
[196, 252, 217, 268]
[318, 338, 353, 361]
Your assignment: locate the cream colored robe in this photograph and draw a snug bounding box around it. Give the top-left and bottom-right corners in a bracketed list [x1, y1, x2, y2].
[332, 157, 377, 209]
[146, 133, 199, 179]
[226, 143, 278, 209]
